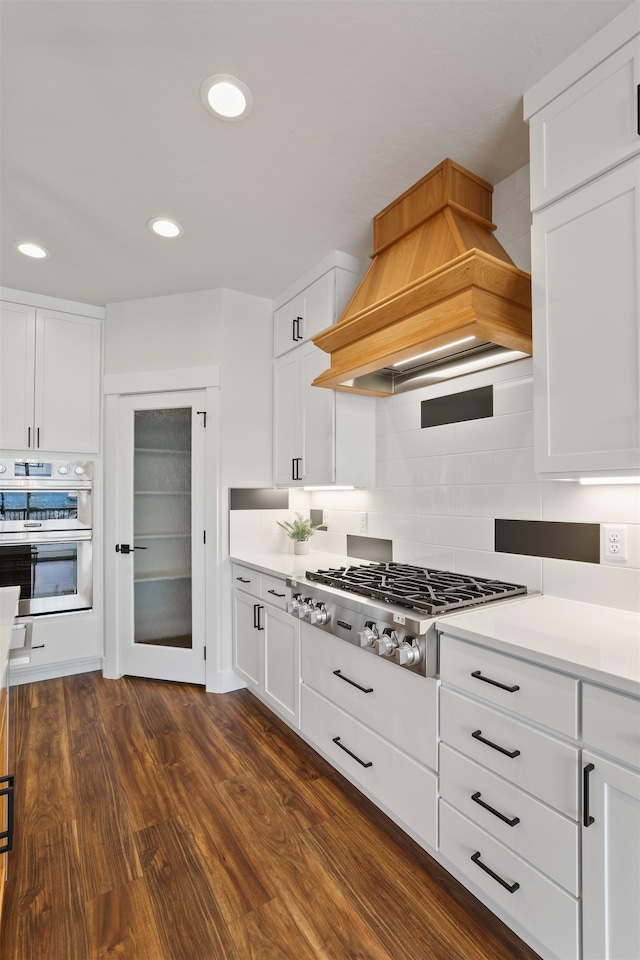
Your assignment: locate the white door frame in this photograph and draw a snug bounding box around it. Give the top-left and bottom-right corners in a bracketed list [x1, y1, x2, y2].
[103, 366, 221, 691]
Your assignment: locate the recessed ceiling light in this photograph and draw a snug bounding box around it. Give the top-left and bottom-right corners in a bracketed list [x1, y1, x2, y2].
[14, 240, 50, 259]
[148, 217, 184, 238]
[200, 74, 253, 121]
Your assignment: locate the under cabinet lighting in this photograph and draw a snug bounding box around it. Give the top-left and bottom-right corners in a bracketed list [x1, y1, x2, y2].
[148, 217, 183, 238]
[303, 486, 355, 491]
[578, 477, 640, 485]
[14, 240, 50, 259]
[200, 74, 253, 121]
[392, 337, 476, 369]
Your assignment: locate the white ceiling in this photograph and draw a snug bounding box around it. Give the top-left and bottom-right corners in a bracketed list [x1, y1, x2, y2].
[0, 0, 630, 307]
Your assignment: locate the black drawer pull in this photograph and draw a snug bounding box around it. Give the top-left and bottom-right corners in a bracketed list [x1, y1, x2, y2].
[471, 851, 519, 893]
[332, 736, 372, 768]
[267, 589, 286, 598]
[472, 729, 520, 759]
[236, 577, 251, 584]
[471, 791, 520, 827]
[0, 774, 15, 854]
[333, 669, 373, 694]
[583, 762, 595, 827]
[471, 670, 520, 693]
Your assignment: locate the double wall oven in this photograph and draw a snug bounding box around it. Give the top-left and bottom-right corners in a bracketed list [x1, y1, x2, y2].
[0, 459, 93, 618]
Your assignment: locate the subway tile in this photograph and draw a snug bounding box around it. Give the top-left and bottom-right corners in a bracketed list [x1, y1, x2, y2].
[392, 541, 456, 569]
[503, 234, 532, 273]
[494, 448, 537, 484]
[376, 458, 424, 487]
[419, 515, 494, 551]
[451, 411, 533, 453]
[493, 376, 533, 416]
[229, 510, 261, 534]
[454, 549, 542, 594]
[494, 196, 531, 245]
[493, 164, 531, 216]
[392, 485, 453, 517]
[542, 559, 640, 613]
[439, 451, 495, 485]
[542, 481, 640, 524]
[376, 400, 421, 437]
[453, 484, 541, 520]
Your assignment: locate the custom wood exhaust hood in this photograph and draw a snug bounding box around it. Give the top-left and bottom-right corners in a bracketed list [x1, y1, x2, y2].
[312, 159, 532, 396]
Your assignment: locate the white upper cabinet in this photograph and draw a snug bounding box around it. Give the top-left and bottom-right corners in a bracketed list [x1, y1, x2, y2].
[0, 300, 102, 454]
[528, 35, 640, 211]
[525, 4, 640, 479]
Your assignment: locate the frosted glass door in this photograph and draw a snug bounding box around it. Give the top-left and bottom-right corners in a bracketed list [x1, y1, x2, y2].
[117, 390, 206, 684]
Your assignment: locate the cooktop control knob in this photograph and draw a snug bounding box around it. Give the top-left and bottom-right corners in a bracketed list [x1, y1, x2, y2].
[296, 598, 314, 620]
[394, 638, 421, 666]
[0, 464, 6, 474]
[286, 594, 303, 615]
[357, 621, 378, 647]
[309, 603, 330, 626]
[58, 465, 69, 474]
[374, 628, 399, 657]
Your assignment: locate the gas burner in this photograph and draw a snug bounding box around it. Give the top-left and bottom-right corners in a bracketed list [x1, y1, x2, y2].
[306, 562, 527, 616]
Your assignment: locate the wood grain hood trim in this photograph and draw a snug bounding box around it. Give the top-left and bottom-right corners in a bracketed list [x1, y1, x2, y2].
[312, 159, 532, 397]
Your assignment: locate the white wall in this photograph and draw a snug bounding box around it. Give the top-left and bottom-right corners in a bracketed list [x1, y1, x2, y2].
[306, 166, 640, 613]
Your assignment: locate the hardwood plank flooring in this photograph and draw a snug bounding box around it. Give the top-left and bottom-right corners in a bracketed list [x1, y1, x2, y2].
[0, 672, 543, 960]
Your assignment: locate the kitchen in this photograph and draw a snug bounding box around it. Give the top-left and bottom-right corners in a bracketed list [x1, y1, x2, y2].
[0, 2, 639, 958]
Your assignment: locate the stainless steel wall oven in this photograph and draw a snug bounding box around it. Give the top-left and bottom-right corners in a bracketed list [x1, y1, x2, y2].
[0, 459, 93, 617]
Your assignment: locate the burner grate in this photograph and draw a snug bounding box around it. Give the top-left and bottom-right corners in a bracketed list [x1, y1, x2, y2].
[306, 562, 526, 615]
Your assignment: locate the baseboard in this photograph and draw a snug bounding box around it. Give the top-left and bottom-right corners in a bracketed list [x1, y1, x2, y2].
[9, 656, 103, 686]
[209, 669, 246, 694]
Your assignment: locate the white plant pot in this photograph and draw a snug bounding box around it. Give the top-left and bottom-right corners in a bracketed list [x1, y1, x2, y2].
[293, 540, 310, 555]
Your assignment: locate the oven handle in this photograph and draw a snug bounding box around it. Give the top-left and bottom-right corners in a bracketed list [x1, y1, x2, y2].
[0, 529, 92, 545]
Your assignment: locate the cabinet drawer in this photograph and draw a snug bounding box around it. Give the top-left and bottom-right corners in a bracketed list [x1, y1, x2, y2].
[583, 683, 640, 770]
[440, 688, 579, 818]
[529, 38, 640, 210]
[301, 684, 437, 850]
[301, 622, 438, 770]
[439, 633, 579, 738]
[261, 574, 288, 611]
[440, 801, 579, 960]
[440, 744, 579, 895]
[231, 563, 260, 598]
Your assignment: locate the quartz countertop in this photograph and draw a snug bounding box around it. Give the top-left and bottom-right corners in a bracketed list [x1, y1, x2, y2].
[229, 551, 640, 697]
[0, 587, 20, 683]
[437, 594, 640, 697]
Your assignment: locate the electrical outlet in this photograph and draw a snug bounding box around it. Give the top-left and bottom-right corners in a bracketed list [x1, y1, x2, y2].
[322, 510, 329, 527]
[601, 524, 628, 563]
[358, 512, 368, 535]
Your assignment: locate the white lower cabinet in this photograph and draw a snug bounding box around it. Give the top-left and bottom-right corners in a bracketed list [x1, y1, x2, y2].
[232, 564, 300, 726]
[581, 684, 640, 960]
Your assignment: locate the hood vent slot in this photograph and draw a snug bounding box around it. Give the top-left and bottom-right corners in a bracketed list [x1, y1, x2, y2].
[312, 159, 532, 396]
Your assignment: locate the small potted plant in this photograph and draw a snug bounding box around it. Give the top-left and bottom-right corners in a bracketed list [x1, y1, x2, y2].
[277, 512, 321, 554]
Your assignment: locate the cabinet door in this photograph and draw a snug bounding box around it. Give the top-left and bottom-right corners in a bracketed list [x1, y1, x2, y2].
[532, 158, 640, 477]
[301, 272, 334, 341]
[263, 604, 299, 726]
[273, 350, 302, 486]
[273, 292, 305, 357]
[582, 750, 640, 960]
[301, 342, 335, 485]
[35, 309, 102, 453]
[0, 302, 35, 451]
[233, 591, 261, 692]
[530, 38, 640, 211]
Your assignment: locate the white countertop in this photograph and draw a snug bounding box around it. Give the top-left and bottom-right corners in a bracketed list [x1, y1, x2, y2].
[0, 587, 20, 682]
[230, 551, 640, 697]
[437, 595, 640, 697]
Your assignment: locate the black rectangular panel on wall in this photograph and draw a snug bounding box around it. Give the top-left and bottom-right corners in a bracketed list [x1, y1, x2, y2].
[495, 519, 600, 564]
[421, 385, 493, 428]
[347, 536, 393, 562]
[229, 488, 289, 510]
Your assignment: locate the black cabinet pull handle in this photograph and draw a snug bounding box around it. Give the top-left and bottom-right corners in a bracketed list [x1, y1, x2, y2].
[471, 791, 520, 827]
[36, 427, 40, 449]
[471, 670, 520, 693]
[267, 589, 286, 598]
[0, 774, 15, 854]
[583, 762, 595, 827]
[472, 729, 520, 759]
[236, 577, 251, 584]
[471, 851, 519, 893]
[293, 316, 303, 341]
[253, 603, 264, 630]
[333, 669, 374, 694]
[27, 426, 31, 448]
[637, 83, 640, 136]
[332, 736, 372, 768]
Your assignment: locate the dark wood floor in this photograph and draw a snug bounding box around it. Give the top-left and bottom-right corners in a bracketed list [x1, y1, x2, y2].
[0, 672, 542, 960]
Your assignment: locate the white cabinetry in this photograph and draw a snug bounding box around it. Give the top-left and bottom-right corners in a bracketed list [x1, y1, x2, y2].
[0, 300, 102, 454]
[272, 254, 375, 488]
[300, 621, 438, 850]
[439, 634, 580, 960]
[582, 683, 640, 960]
[525, 5, 640, 479]
[232, 564, 300, 726]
